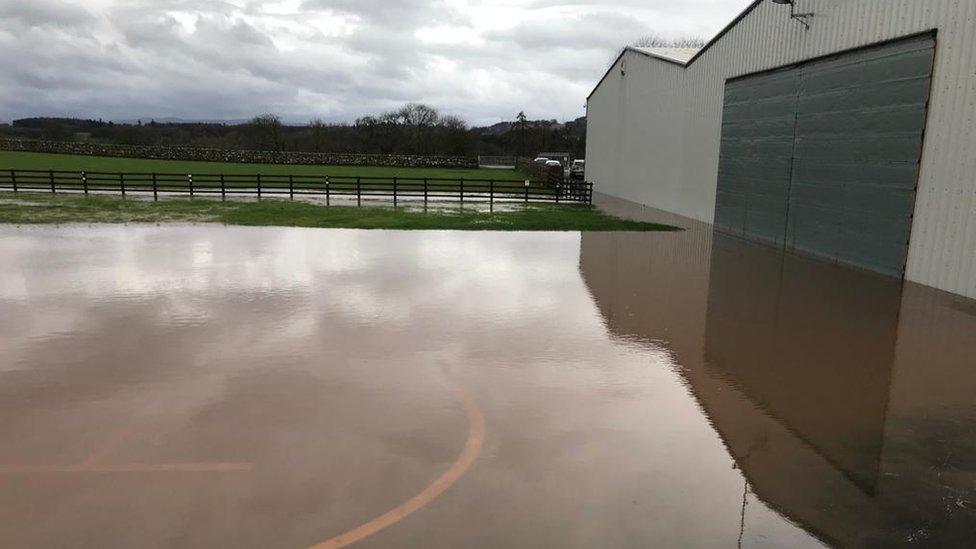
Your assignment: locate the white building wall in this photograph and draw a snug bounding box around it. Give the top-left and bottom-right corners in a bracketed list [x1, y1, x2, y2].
[586, 0, 976, 299]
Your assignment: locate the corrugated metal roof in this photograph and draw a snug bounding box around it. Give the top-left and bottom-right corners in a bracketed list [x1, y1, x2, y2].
[631, 47, 702, 65]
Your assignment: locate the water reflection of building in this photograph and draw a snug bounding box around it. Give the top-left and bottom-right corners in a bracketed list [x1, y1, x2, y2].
[579, 221, 976, 547]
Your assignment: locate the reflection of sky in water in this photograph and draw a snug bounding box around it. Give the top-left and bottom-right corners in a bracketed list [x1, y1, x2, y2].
[0, 225, 857, 547]
[1, 227, 580, 348]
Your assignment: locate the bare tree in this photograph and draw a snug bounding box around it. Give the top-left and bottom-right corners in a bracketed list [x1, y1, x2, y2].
[355, 115, 378, 127]
[374, 103, 457, 154]
[384, 103, 440, 127]
[308, 118, 329, 152]
[245, 113, 282, 150]
[439, 115, 467, 131]
[439, 115, 468, 155]
[407, 104, 441, 127]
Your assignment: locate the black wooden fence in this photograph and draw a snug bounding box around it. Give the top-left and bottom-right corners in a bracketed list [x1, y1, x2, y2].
[0, 169, 593, 206]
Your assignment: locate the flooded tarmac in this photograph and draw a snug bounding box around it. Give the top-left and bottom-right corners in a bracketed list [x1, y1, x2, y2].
[0, 222, 974, 547]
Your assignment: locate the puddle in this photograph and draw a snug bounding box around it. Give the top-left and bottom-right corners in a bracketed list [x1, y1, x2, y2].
[1, 189, 549, 213]
[0, 224, 973, 547]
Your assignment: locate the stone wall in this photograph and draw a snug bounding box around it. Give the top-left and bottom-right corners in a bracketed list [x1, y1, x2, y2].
[0, 139, 479, 169]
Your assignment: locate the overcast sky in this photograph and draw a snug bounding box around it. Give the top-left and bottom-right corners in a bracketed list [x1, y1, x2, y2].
[0, 0, 750, 126]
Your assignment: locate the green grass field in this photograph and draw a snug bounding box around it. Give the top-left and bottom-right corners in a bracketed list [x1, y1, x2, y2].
[0, 151, 526, 181]
[0, 152, 616, 230]
[0, 192, 678, 232]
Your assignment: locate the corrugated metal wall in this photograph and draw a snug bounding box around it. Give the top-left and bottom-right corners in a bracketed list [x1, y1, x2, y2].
[715, 66, 800, 247]
[716, 34, 936, 277]
[586, 0, 976, 299]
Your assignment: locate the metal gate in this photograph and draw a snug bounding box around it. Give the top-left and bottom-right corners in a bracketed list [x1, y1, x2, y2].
[715, 33, 936, 277]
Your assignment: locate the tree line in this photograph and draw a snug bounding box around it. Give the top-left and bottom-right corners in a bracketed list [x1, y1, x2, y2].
[3, 103, 586, 159]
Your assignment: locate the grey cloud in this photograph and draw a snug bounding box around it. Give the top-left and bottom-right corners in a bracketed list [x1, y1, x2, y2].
[0, 0, 95, 28]
[0, 0, 750, 124]
[302, 0, 458, 25]
[484, 11, 648, 51]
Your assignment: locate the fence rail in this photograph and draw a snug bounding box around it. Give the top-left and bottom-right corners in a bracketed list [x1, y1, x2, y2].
[0, 169, 593, 206]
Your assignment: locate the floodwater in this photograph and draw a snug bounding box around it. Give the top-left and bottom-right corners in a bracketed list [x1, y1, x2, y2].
[0, 222, 974, 548]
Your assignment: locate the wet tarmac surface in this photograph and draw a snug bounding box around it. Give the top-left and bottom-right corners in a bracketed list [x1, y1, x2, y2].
[0, 222, 974, 547]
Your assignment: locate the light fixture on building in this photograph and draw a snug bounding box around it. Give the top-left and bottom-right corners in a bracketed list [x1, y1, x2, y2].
[772, 0, 814, 30]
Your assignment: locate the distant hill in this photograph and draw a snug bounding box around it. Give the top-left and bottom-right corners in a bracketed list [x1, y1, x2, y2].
[471, 116, 585, 135]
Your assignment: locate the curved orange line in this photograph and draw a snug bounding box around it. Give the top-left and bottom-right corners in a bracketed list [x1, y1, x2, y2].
[310, 387, 485, 549]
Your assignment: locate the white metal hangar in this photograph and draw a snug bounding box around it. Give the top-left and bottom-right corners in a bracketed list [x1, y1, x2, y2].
[585, 0, 976, 299]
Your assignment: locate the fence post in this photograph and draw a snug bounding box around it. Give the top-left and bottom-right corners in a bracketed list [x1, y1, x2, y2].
[289, 174, 294, 200]
[459, 179, 464, 205]
[393, 177, 397, 208]
[50, 170, 56, 194]
[525, 180, 529, 203]
[588, 182, 593, 205]
[188, 174, 193, 198]
[152, 173, 158, 201]
[326, 176, 330, 206]
[555, 181, 560, 204]
[489, 179, 494, 211]
[256, 174, 261, 200]
[220, 174, 226, 201]
[356, 176, 361, 207]
[11, 170, 17, 192]
[82, 171, 87, 196]
[423, 177, 428, 207]
[120, 173, 125, 198]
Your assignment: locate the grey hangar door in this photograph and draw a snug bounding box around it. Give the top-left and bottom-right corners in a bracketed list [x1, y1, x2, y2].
[714, 33, 935, 277]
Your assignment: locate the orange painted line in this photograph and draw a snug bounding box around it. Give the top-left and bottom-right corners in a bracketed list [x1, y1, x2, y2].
[0, 462, 254, 474]
[310, 387, 486, 549]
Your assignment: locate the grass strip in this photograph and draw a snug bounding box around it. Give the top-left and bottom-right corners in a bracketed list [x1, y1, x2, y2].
[0, 193, 678, 232]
